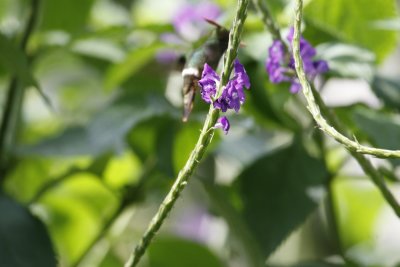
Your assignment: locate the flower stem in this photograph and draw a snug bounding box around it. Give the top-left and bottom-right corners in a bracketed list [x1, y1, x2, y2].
[292, 0, 400, 217]
[0, 0, 40, 184]
[291, 4, 400, 159]
[123, 1, 250, 267]
[252, 0, 282, 42]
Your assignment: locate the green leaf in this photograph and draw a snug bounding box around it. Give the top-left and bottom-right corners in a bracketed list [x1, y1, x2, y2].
[0, 193, 57, 267]
[148, 236, 225, 267]
[304, 0, 398, 61]
[40, 0, 95, 34]
[104, 43, 165, 90]
[371, 18, 400, 30]
[352, 107, 400, 165]
[290, 261, 345, 267]
[39, 173, 118, 265]
[237, 140, 328, 257]
[332, 177, 384, 248]
[173, 120, 203, 173]
[353, 108, 400, 150]
[99, 250, 123, 267]
[371, 75, 400, 110]
[317, 43, 375, 81]
[18, 95, 176, 156]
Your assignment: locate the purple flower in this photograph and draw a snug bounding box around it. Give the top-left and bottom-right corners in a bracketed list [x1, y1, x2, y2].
[212, 60, 249, 113]
[197, 59, 250, 134]
[199, 63, 220, 103]
[265, 27, 329, 93]
[266, 40, 290, 83]
[156, 49, 179, 64]
[172, 2, 221, 42]
[234, 58, 251, 89]
[214, 79, 243, 112]
[215, 116, 230, 135]
[289, 81, 302, 94]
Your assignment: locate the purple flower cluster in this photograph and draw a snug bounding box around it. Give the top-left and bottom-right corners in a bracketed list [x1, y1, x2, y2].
[198, 59, 250, 134]
[266, 27, 329, 93]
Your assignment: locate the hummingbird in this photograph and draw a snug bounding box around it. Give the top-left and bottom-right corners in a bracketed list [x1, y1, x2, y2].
[181, 19, 229, 122]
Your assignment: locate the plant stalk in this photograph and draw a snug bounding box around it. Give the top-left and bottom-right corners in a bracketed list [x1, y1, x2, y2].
[123, 1, 250, 266]
[0, 0, 40, 184]
[292, 0, 400, 217]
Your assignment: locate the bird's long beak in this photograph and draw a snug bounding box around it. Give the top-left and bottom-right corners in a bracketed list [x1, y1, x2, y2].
[204, 18, 223, 28]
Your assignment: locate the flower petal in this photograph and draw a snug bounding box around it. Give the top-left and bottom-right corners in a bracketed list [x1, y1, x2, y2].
[214, 116, 230, 135]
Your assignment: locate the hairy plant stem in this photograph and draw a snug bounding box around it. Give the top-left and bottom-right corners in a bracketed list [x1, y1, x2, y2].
[292, 0, 400, 217]
[0, 0, 40, 185]
[123, 1, 249, 266]
[292, 10, 400, 159]
[251, 0, 282, 42]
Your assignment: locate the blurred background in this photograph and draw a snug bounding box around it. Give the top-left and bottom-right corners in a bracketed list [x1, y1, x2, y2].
[1, 0, 400, 267]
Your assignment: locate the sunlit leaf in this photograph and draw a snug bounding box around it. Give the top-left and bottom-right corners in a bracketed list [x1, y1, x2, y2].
[18, 95, 176, 156]
[305, 0, 398, 61]
[332, 177, 384, 248]
[104, 43, 165, 90]
[38, 173, 118, 265]
[40, 0, 95, 34]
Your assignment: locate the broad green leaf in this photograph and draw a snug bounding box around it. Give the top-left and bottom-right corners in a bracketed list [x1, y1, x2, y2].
[371, 75, 400, 110]
[317, 43, 375, 81]
[39, 173, 118, 265]
[71, 38, 125, 63]
[352, 108, 400, 165]
[333, 177, 383, 247]
[0, 193, 57, 267]
[18, 95, 176, 156]
[173, 120, 203, 173]
[353, 108, 400, 150]
[304, 0, 398, 61]
[372, 18, 400, 30]
[202, 182, 265, 267]
[103, 150, 141, 189]
[40, 0, 95, 34]
[104, 43, 165, 90]
[17, 126, 94, 156]
[148, 236, 225, 267]
[99, 250, 123, 267]
[237, 140, 328, 257]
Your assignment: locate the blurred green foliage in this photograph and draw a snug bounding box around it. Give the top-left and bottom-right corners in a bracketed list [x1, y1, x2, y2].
[1, 0, 400, 267]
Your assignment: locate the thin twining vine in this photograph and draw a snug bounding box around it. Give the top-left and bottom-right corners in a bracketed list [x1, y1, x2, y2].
[123, 1, 250, 267]
[290, 10, 400, 159]
[291, 0, 400, 217]
[252, 0, 400, 217]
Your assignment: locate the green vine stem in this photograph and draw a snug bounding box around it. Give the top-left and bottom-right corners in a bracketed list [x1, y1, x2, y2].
[292, 0, 400, 217]
[251, 0, 282, 42]
[0, 0, 40, 184]
[290, 6, 400, 159]
[123, 1, 249, 266]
